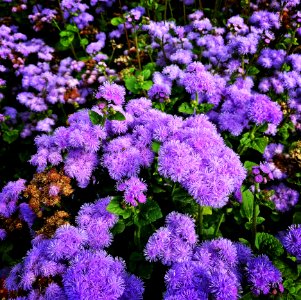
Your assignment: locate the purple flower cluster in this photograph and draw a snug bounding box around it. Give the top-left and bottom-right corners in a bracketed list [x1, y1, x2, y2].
[246, 255, 283, 296]
[144, 212, 198, 265]
[145, 213, 283, 299]
[30, 110, 106, 187]
[5, 197, 144, 299]
[157, 114, 246, 207]
[96, 81, 126, 105]
[0, 179, 26, 218]
[117, 177, 147, 206]
[281, 224, 301, 259]
[60, 0, 94, 29]
[270, 183, 299, 212]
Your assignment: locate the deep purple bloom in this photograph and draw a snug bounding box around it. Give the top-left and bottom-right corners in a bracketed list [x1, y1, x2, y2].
[270, 183, 299, 212]
[0, 179, 26, 218]
[246, 255, 283, 296]
[281, 225, 301, 259]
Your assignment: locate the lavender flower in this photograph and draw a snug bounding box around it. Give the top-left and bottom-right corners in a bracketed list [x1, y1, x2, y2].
[96, 81, 126, 105]
[117, 177, 147, 206]
[0, 179, 26, 218]
[145, 212, 197, 265]
[248, 94, 282, 126]
[246, 255, 283, 296]
[270, 183, 299, 212]
[281, 225, 301, 259]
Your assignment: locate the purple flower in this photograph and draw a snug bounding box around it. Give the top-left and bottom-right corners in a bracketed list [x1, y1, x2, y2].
[0, 179, 26, 218]
[76, 197, 118, 250]
[248, 94, 282, 126]
[281, 225, 301, 259]
[117, 177, 147, 206]
[0, 229, 6, 240]
[47, 225, 87, 261]
[246, 255, 283, 296]
[145, 212, 197, 265]
[19, 203, 36, 227]
[96, 81, 126, 105]
[63, 250, 126, 300]
[270, 183, 299, 212]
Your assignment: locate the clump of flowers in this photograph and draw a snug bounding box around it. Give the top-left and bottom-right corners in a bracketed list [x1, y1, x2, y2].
[280, 224, 301, 260]
[5, 198, 144, 299]
[145, 213, 283, 299]
[269, 183, 299, 212]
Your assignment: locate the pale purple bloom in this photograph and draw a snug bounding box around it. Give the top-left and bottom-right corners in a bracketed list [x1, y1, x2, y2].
[96, 81, 126, 105]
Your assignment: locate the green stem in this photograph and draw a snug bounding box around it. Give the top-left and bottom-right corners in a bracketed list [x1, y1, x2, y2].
[164, 0, 168, 21]
[214, 213, 224, 238]
[168, 0, 173, 19]
[108, 48, 116, 66]
[238, 125, 258, 155]
[70, 43, 78, 60]
[134, 30, 142, 70]
[198, 0, 203, 10]
[252, 183, 259, 249]
[183, 1, 186, 24]
[52, 19, 61, 31]
[198, 206, 204, 239]
[134, 225, 141, 249]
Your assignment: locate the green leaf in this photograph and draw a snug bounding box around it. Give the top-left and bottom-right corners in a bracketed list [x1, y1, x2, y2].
[256, 216, 265, 225]
[240, 187, 254, 220]
[240, 132, 251, 146]
[3, 129, 19, 144]
[152, 185, 165, 193]
[125, 76, 140, 94]
[111, 220, 126, 235]
[239, 238, 251, 247]
[152, 141, 161, 153]
[141, 69, 151, 80]
[178, 102, 194, 114]
[106, 197, 131, 219]
[60, 30, 75, 47]
[197, 103, 214, 113]
[255, 232, 284, 257]
[143, 62, 156, 72]
[142, 80, 153, 90]
[250, 137, 268, 154]
[66, 24, 79, 32]
[108, 111, 126, 121]
[247, 66, 260, 76]
[134, 200, 162, 227]
[244, 161, 257, 171]
[89, 110, 104, 125]
[80, 38, 89, 47]
[111, 17, 125, 26]
[172, 186, 192, 202]
[203, 206, 212, 215]
[293, 212, 301, 224]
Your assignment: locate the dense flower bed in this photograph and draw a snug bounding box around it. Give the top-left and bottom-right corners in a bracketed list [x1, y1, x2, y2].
[0, 0, 301, 299]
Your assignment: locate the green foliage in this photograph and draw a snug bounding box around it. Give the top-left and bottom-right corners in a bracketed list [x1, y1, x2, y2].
[106, 196, 132, 219]
[133, 199, 163, 227]
[89, 110, 104, 125]
[124, 65, 155, 95]
[178, 102, 194, 114]
[255, 232, 284, 257]
[111, 17, 125, 26]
